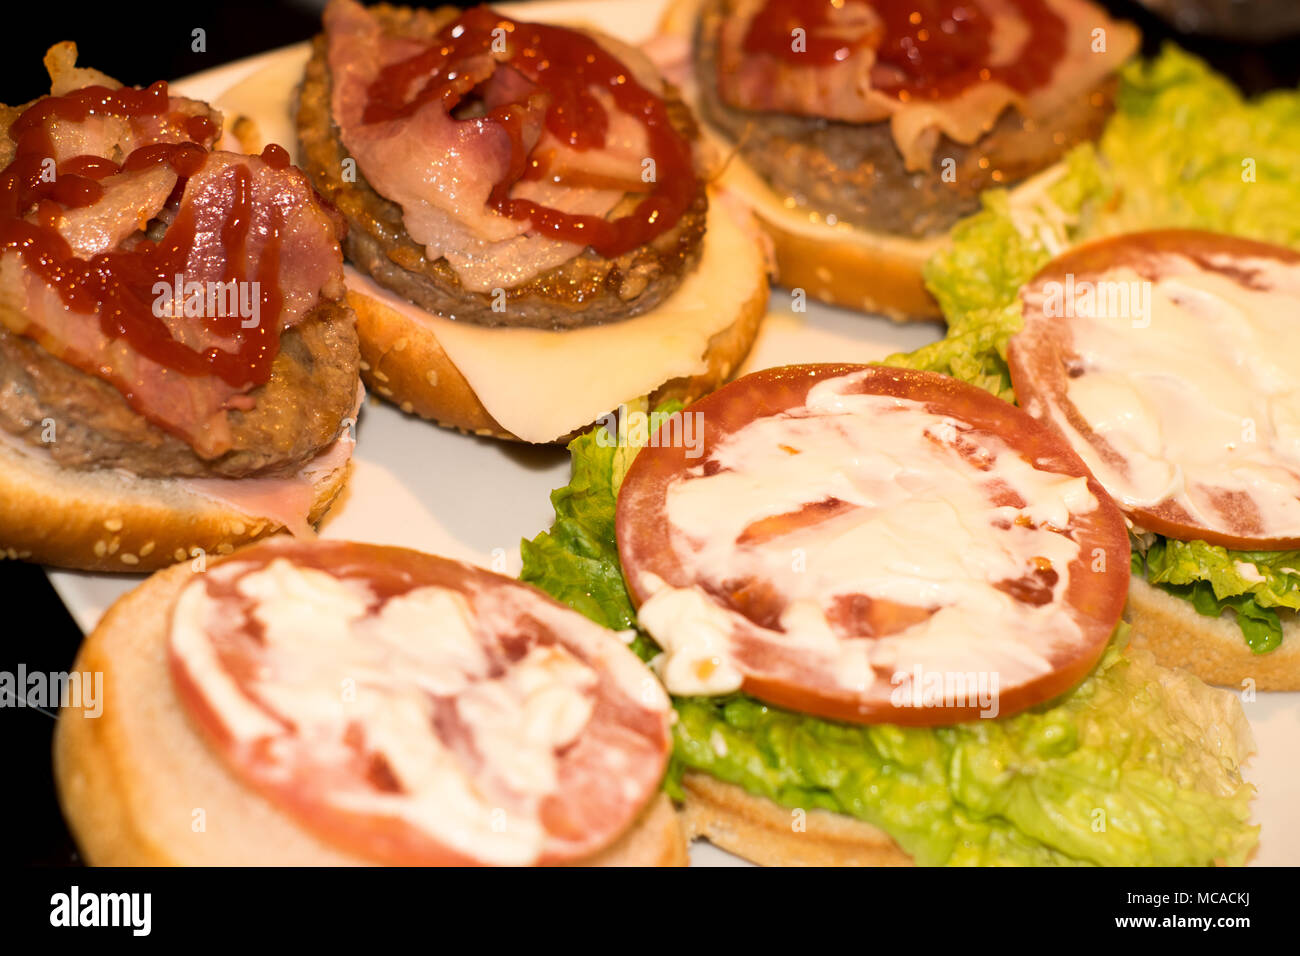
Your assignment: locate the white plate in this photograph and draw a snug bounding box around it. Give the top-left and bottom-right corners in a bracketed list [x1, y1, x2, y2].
[45, 0, 1299, 866]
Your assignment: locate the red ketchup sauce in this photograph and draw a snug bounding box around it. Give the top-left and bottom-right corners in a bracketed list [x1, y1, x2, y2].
[743, 0, 1066, 100]
[0, 81, 289, 394]
[361, 5, 695, 259]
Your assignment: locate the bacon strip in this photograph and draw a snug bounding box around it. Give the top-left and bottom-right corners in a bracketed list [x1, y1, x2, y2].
[0, 151, 344, 458]
[715, 0, 1138, 171]
[324, 0, 652, 291]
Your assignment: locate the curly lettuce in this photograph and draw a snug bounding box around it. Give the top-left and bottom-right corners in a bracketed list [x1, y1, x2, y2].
[1135, 537, 1300, 653]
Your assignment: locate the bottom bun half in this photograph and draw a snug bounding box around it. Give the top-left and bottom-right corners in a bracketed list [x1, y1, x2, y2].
[1125, 576, 1300, 691]
[54, 558, 687, 866]
[0, 439, 350, 573]
[680, 773, 911, 867]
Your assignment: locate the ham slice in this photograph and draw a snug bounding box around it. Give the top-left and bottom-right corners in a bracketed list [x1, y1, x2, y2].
[716, 0, 1138, 171]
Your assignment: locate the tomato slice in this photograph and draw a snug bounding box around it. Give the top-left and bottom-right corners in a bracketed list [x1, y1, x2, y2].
[616, 364, 1129, 726]
[169, 538, 671, 866]
[1009, 229, 1300, 550]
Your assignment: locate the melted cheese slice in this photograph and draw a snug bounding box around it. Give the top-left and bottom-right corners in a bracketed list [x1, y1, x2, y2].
[636, 371, 1097, 698]
[1042, 260, 1300, 537]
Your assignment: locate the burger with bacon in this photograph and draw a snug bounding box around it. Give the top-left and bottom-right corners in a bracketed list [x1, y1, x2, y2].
[0, 45, 360, 572]
[656, 0, 1139, 319]
[295, 1, 770, 446]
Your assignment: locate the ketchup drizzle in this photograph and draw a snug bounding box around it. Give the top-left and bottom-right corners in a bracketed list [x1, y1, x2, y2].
[743, 0, 1067, 101]
[0, 81, 288, 393]
[361, 5, 694, 259]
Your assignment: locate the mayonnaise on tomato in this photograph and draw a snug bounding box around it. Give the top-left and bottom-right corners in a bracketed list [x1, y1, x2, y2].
[169, 549, 670, 866]
[1022, 252, 1300, 540]
[636, 372, 1098, 700]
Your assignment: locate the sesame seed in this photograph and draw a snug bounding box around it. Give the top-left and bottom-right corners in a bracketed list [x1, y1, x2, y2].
[104, 517, 123, 532]
[373, 370, 389, 383]
[94, 541, 107, 557]
[425, 370, 439, 387]
[120, 553, 139, 566]
[230, 521, 245, 536]
[139, 541, 155, 557]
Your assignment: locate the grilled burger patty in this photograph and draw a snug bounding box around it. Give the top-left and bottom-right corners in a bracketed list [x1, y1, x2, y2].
[296, 4, 708, 331]
[0, 297, 359, 480]
[693, 0, 1117, 239]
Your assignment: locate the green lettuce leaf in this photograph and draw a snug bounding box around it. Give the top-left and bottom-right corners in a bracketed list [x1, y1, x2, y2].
[519, 400, 679, 661]
[1093, 45, 1300, 245]
[671, 641, 1256, 866]
[520, 401, 1259, 865]
[890, 45, 1300, 651]
[1135, 537, 1300, 653]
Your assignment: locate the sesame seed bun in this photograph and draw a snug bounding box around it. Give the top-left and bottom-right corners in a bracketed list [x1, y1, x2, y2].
[0, 436, 351, 573]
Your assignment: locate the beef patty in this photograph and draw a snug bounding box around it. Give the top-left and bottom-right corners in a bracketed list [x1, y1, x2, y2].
[694, 0, 1116, 240]
[0, 296, 360, 479]
[296, 3, 708, 330]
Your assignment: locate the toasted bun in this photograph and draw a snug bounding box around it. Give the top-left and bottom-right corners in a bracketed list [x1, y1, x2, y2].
[1125, 576, 1300, 691]
[55, 556, 687, 866]
[349, 266, 767, 442]
[0, 439, 349, 573]
[745, 210, 942, 322]
[679, 773, 911, 867]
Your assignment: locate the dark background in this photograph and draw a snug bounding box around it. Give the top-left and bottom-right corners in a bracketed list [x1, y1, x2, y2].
[3, 0, 1300, 866]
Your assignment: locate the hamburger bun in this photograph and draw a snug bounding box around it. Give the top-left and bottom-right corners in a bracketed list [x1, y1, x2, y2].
[680, 773, 910, 867]
[1126, 576, 1300, 691]
[0, 435, 351, 573]
[55, 553, 688, 866]
[346, 224, 769, 441]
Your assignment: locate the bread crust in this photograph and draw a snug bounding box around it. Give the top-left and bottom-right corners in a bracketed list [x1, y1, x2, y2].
[0, 438, 349, 572]
[1126, 576, 1300, 691]
[348, 241, 768, 442]
[54, 554, 687, 866]
[752, 214, 942, 322]
[679, 773, 911, 867]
